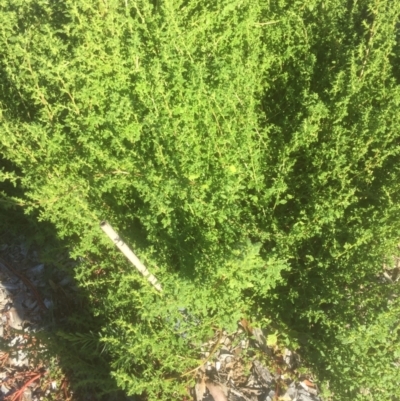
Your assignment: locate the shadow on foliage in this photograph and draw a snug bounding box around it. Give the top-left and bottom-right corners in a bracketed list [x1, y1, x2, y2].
[0, 178, 136, 400]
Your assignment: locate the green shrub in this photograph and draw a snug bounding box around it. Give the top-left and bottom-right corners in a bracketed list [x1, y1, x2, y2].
[1, 0, 400, 399]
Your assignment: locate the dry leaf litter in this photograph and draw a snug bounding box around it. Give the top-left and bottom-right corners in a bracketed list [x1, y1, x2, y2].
[0, 233, 76, 401]
[191, 323, 323, 401]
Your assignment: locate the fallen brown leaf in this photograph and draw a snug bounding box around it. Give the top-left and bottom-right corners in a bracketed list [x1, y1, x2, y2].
[205, 380, 228, 401]
[195, 377, 206, 401]
[239, 319, 253, 334]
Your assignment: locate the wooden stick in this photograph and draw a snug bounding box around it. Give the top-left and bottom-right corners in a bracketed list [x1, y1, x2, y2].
[100, 221, 162, 292]
[11, 372, 42, 401]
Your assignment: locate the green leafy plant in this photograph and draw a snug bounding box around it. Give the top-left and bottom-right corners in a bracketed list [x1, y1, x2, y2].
[1, 0, 400, 400]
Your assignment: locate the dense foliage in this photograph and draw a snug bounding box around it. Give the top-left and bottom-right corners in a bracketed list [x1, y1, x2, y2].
[1, 0, 400, 399]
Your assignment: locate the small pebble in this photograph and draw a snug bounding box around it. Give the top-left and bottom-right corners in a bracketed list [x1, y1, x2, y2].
[43, 299, 53, 309]
[30, 264, 44, 274]
[1, 383, 10, 395]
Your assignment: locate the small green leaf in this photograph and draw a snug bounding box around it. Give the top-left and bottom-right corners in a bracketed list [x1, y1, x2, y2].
[267, 333, 278, 347]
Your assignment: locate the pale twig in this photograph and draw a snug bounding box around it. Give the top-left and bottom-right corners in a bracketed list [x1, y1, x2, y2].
[181, 330, 223, 377]
[100, 221, 162, 292]
[253, 20, 280, 26]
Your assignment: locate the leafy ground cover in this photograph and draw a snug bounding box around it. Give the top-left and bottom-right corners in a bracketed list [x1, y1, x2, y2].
[1, 0, 400, 400]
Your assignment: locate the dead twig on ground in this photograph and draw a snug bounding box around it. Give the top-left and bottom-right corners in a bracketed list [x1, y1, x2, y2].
[0, 257, 47, 311]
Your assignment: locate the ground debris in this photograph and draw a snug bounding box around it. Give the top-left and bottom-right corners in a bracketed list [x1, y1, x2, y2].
[191, 327, 323, 401]
[0, 233, 74, 401]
